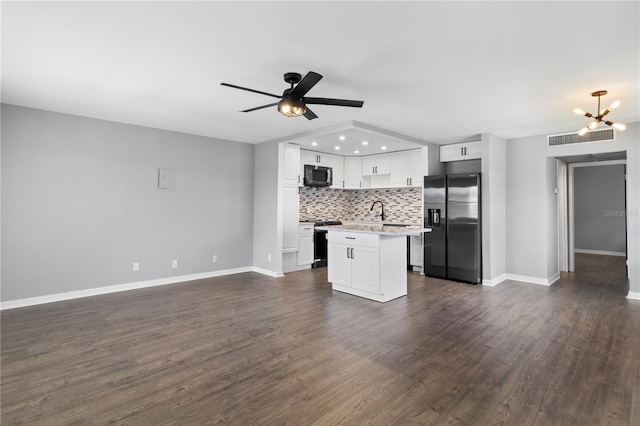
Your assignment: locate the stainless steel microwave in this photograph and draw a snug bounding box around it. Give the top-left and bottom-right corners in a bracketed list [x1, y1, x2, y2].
[303, 164, 332, 187]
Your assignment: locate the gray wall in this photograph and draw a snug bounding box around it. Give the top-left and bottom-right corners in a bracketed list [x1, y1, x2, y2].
[1, 104, 255, 301]
[481, 134, 507, 282]
[252, 140, 282, 275]
[574, 164, 626, 253]
[506, 134, 550, 279]
[506, 121, 639, 294]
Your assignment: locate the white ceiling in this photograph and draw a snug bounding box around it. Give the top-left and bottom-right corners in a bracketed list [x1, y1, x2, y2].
[2, 1, 639, 150]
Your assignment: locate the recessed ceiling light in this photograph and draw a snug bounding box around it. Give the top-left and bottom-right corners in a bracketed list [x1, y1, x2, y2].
[381, 146, 387, 150]
[334, 146, 341, 150]
[339, 135, 346, 140]
[354, 150, 360, 154]
[311, 141, 318, 146]
[362, 141, 368, 145]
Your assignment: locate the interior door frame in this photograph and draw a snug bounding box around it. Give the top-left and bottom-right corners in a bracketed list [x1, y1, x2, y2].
[567, 159, 627, 272]
[557, 160, 568, 272]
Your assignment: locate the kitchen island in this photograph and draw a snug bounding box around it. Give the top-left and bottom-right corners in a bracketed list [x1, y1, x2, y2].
[315, 224, 431, 302]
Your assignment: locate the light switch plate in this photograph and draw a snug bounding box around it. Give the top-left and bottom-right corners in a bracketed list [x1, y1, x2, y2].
[158, 167, 175, 190]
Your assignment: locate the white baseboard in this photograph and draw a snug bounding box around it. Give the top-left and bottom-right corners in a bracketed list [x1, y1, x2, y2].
[482, 274, 508, 287]
[503, 273, 557, 286]
[627, 291, 640, 301]
[283, 264, 312, 273]
[0, 266, 277, 310]
[575, 249, 626, 257]
[251, 267, 283, 278]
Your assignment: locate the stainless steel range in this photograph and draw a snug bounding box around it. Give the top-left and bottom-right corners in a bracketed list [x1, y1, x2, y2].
[312, 220, 342, 268]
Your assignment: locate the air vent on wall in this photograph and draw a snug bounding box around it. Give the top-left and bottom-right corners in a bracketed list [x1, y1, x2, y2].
[548, 128, 615, 146]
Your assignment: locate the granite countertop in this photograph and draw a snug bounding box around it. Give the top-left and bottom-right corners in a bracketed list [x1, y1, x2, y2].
[315, 224, 431, 236]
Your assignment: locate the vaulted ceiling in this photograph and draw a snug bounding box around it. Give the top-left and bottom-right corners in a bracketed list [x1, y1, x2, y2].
[2, 1, 639, 147]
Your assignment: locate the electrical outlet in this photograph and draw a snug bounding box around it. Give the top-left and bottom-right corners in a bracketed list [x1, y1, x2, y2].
[212, 255, 218, 263]
[172, 259, 178, 268]
[133, 262, 140, 272]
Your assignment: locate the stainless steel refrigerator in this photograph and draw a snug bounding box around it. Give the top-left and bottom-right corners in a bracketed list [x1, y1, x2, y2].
[423, 173, 482, 284]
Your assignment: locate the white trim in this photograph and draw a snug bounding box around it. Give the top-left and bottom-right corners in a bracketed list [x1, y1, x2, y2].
[558, 160, 569, 272]
[574, 249, 626, 257]
[482, 274, 507, 286]
[503, 273, 558, 286]
[0, 266, 276, 310]
[252, 266, 284, 278]
[627, 292, 640, 301]
[547, 273, 561, 285]
[568, 163, 575, 271]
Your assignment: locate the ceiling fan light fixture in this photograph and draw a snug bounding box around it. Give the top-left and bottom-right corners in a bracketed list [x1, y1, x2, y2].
[278, 97, 306, 117]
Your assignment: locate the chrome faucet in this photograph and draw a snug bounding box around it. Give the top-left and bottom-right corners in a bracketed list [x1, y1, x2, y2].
[370, 200, 385, 221]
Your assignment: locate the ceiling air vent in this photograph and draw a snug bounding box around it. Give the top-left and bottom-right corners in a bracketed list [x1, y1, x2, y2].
[548, 129, 615, 146]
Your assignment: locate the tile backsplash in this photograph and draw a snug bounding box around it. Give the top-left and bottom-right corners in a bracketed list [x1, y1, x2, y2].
[299, 187, 422, 224]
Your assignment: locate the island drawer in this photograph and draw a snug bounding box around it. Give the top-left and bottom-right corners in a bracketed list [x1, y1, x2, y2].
[328, 231, 379, 248]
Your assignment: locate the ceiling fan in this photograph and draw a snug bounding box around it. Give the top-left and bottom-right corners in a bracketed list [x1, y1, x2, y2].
[220, 71, 364, 120]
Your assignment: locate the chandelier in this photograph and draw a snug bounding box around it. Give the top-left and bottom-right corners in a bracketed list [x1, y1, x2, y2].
[574, 90, 626, 136]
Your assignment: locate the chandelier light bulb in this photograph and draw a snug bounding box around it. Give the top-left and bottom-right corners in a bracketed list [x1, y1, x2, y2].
[578, 127, 589, 136]
[609, 100, 621, 109]
[573, 108, 585, 115]
[587, 120, 599, 130]
[612, 123, 626, 131]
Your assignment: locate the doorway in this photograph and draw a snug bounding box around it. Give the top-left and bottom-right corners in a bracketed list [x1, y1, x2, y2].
[557, 153, 628, 280]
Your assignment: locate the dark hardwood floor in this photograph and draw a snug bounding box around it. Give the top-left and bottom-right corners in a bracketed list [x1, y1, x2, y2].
[2, 253, 638, 425]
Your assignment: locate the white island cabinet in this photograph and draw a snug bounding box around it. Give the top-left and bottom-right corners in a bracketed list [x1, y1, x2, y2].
[323, 225, 430, 302]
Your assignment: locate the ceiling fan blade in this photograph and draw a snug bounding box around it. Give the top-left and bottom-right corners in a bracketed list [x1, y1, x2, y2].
[220, 83, 282, 99]
[303, 97, 364, 108]
[240, 102, 280, 113]
[289, 72, 323, 98]
[303, 107, 318, 120]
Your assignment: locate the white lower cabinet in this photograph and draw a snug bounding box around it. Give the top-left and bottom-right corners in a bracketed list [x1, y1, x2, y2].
[327, 231, 407, 302]
[297, 224, 315, 265]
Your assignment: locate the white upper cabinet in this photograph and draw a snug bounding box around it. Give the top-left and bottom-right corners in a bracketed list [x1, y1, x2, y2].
[329, 155, 344, 189]
[301, 150, 331, 167]
[439, 141, 482, 162]
[344, 157, 363, 189]
[362, 153, 390, 175]
[389, 149, 424, 187]
[283, 143, 301, 186]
